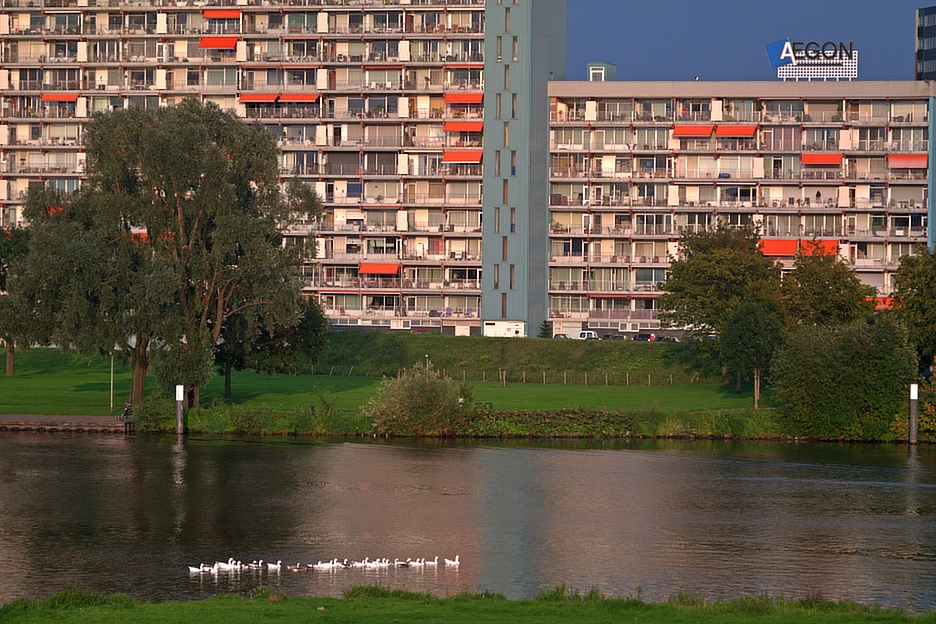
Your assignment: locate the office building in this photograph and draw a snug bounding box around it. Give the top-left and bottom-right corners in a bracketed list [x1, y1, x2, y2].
[918, 5, 936, 80]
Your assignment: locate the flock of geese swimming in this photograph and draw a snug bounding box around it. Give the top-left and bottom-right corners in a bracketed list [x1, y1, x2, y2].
[188, 555, 460, 575]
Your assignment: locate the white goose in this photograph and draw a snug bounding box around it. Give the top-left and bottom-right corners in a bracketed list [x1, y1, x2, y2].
[286, 563, 304, 572]
[424, 556, 439, 567]
[267, 560, 282, 571]
[443, 555, 460, 566]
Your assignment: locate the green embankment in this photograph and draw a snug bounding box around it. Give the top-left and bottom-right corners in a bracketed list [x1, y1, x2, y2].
[1, 586, 932, 624]
[0, 336, 734, 417]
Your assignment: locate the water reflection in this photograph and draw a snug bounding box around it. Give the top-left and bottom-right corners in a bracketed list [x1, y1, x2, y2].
[0, 434, 933, 610]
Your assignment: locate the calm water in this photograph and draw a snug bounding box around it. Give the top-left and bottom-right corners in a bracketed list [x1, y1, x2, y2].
[0, 434, 934, 610]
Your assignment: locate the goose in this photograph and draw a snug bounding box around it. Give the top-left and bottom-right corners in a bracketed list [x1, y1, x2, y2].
[443, 555, 460, 566]
[188, 564, 206, 574]
[216, 558, 236, 571]
[410, 558, 426, 567]
[286, 563, 304, 572]
[267, 560, 282, 571]
[351, 557, 368, 568]
[424, 556, 439, 567]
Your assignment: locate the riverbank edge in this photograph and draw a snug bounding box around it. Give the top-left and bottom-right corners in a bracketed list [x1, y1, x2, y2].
[2, 585, 933, 624]
[121, 403, 932, 444]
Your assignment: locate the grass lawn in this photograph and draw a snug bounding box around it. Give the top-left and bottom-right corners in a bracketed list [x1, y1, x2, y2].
[1, 588, 931, 624]
[0, 347, 763, 416]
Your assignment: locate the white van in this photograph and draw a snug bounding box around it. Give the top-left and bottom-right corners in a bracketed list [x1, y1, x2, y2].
[574, 330, 599, 340]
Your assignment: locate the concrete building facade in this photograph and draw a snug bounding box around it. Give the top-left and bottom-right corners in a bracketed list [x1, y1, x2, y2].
[548, 81, 933, 337]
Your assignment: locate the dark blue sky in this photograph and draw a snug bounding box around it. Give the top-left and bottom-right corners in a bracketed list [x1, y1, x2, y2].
[566, 0, 923, 81]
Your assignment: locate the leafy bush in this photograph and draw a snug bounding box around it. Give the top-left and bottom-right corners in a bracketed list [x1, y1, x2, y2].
[771, 315, 917, 439]
[364, 364, 474, 436]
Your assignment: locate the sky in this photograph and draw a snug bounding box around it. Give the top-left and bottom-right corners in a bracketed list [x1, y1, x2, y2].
[565, 0, 925, 81]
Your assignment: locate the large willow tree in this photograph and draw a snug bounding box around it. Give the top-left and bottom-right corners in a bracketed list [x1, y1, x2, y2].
[17, 99, 321, 406]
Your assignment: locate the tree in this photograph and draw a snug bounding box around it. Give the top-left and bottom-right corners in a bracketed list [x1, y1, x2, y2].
[893, 245, 936, 369]
[782, 240, 875, 327]
[770, 314, 917, 439]
[17, 100, 322, 406]
[537, 319, 552, 339]
[215, 297, 330, 402]
[660, 222, 782, 336]
[0, 227, 30, 376]
[721, 302, 783, 409]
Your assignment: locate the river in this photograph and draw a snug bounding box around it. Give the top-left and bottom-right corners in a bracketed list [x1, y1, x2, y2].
[0, 434, 933, 610]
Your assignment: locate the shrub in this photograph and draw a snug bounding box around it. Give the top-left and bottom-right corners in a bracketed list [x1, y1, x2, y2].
[363, 363, 474, 436]
[771, 315, 917, 439]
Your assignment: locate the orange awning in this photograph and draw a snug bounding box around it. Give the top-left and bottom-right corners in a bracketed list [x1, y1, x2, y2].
[279, 93, 320, 102]
[203, 9, 241, 18]
[759, 239, 798, 256]
[672, 125, 714, 137]
[442, 150, 483, 163]
[801, 153, 843, 165]
[887, 154, 928, 169]
[239, 93, 278, 102]
[715, 125, 757, 137]
[799, 240, 839, 256]
[41, 93, 79, 101]
[199, 36, 238, 49]
[359, 263, 400, 275]
[444, 93, 484, 104]
[869, 297, 895, 311]
[444, 121, 484, 132]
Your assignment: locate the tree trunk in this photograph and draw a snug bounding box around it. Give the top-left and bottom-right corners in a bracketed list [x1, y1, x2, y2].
[129, 336, 150, 405]
[753, 368, 761, 410]
[735, 370, 742, 394]
[721, 362, 730, 386]
[5, 341, 14, 377]
[223, 358, 232, 403]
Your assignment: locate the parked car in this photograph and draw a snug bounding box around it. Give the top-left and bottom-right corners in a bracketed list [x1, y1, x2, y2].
[553, 333, 569, 339]
[574, 330, 599, 340]
[601, 334, 625, 340]
[632, 333, 656, 342]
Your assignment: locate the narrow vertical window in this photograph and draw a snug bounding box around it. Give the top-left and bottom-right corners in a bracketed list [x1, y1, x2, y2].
[503, 179, 509, 203]
[494, 264, 500, 290]
[501, 293, 508, 318]
[494, 149, 501, 176]
[510, 206, 516, 233]
[509, 264, 515, 290]
[502, 235, 508, 261]
[512, 36, 518, 61]
[494, 205, 500, 233]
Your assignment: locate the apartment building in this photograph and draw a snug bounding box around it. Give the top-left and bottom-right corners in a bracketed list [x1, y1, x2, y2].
[918, 5, 936, 80]
[547, 80, 935, 337]
[0, 0, 566, 336]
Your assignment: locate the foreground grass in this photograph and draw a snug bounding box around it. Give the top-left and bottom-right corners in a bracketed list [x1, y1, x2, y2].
[2, 586, 933, 624]
[0, 347, 761, 417]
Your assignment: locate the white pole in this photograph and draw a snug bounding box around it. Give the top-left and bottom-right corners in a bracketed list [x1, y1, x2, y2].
[109, 352, 114, 411]
[909, 383, 919, 445]
[175, 384, 185, 435]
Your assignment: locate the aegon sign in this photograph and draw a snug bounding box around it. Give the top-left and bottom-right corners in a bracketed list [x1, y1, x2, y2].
[765, 37, 855, 68]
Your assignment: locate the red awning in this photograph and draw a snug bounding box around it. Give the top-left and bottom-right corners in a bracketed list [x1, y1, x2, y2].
[359, 263, 400, 275]
[239, 93, 278, 102]
[887, 154, 928, 169]
[799, 240, 839, 256]
[869, 297, 895, 311]
[444, 121, 484, 132]
[442, 150, 483, 163]
[801, 153, 843, 165]
[41, 93, 79, 101]
[672, 125, 714, 137]
[444, 93, 484, 104]
[203, 9, 241, 18]
[199, 36, 238, 49]
[715, 125, 757, 137]
[759, 239, 799, 256]
[279, 93, 320, 102]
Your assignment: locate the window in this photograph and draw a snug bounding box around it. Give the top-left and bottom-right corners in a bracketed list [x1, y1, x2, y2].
[510, 265, 515, 290]
[495, 150, 501, 176]
[494, 206, 500, 233]
[496, 36, 502, 61]
[503, 179, 509, 203]
[502, 236, 508, 261]
[504, 65, 510, 90]
[504, 122, 509, 147]
[510, 207, 516, 233]
[512, 94, 517, 119]
[511, 150, 517, 175]
[501, 293, 508, 318]
[496, 93, 501, 118]
[505, 8, 510, 32]
[512, 37, 518, 62]
[494, 264, 499, 289]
